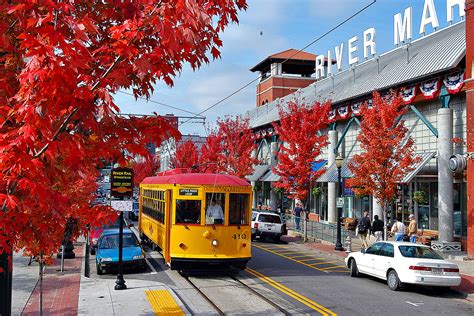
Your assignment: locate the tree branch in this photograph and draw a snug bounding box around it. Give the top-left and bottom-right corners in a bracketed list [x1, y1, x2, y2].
[33, 55, 122, 158]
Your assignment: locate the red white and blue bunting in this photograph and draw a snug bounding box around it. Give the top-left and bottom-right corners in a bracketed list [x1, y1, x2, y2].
[351, 102, 362, 115]
[419, 79, 440, 99]
[443, 72, 464, 94]
[399, 85, 417, 104]
[338, 105, 350, 119]
[328, 109, 336, 121]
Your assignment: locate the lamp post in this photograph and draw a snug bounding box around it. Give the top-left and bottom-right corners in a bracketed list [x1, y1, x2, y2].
[334, 154, 344, 251]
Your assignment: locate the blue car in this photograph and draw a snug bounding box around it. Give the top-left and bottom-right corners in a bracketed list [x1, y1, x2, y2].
[95, 228, 146, 275]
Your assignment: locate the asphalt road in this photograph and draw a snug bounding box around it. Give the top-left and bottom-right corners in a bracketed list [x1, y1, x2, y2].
[88, 222, 474, 315]
[247, 240, 474, 316]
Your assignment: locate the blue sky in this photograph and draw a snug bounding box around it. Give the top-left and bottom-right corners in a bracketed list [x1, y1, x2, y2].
[115, 0, 465, 135]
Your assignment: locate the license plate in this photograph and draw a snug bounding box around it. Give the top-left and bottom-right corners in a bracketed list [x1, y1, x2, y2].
[432, 268, 442, 275]
[265, 224, 274, 228]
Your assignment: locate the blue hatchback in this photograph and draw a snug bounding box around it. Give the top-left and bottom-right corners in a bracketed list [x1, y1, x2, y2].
[95, 228, 146, 275]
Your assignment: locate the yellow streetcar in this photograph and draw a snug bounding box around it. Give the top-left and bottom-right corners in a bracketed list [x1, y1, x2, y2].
[139, 169, 252, 270]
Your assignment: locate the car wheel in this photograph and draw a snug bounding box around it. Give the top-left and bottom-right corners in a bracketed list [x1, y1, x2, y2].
[387, 270, 402, 291]
[251, 234, 256, 241]
[96, 263, 104, 275]
[349, 258, 359, 277]
[273, 236, 280, 244]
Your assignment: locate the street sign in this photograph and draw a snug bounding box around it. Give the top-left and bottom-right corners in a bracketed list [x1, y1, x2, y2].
[110, 200, 133, 212]
[337, 197, 344, 208]
[110, 168, 133, 198]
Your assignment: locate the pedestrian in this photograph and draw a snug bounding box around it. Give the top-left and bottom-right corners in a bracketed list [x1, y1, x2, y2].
[357, 210, 371, 248]
[391, 216, 406, 241]
[371, 215, 384, 241]
[293, 203, 303, 231]
[408, 214, 417, 243]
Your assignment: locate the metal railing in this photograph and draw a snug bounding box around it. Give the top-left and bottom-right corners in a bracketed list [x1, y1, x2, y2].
[283, 214, 349, 245]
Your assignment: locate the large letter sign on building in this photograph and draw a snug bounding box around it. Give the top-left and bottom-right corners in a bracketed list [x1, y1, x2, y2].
[315, 0, 466, 80]
[111, 168, 134, 198]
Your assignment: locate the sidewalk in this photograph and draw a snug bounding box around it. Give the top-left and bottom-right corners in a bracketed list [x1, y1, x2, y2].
[12, 240, 192, 315]
[283, 231, 474, 301]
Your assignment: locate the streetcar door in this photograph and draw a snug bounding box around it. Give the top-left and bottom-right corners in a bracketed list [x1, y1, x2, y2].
[164, 189, 172, 264]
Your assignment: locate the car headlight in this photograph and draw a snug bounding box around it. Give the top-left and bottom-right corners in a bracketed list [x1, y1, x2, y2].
[133, 254, 144, 259]
[101, 257, 112, 262]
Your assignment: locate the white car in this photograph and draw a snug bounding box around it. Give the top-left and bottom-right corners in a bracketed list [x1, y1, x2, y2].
[345, 241, 461, 291]
[251, 211, 286, 243]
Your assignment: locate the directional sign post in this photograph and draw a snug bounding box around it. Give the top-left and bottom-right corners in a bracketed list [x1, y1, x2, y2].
[110, 167, 133, 291]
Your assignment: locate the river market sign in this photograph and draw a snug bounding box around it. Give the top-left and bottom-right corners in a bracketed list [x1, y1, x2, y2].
[315, 0, 466, 79]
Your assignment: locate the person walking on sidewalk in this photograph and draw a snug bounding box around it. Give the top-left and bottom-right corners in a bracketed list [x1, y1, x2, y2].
[357, 210, 371, 248]
[371, 215, 384, 241]
[293, 203, 303, 231]
[408, 214, 417, 243]
[391, 216, 406, 241]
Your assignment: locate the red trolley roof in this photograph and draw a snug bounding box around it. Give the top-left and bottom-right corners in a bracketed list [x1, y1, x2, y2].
[142, 169, 250, 186]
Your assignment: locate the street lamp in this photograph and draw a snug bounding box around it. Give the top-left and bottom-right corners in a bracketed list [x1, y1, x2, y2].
[334, 154, 344, 251]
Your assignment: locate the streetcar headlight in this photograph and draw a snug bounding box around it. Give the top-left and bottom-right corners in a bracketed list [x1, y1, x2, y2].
[101, 257, 112, 262]
[211, 239, 218, 247]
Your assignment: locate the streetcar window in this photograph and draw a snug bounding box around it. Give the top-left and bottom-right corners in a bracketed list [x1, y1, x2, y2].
[205, 193, 225, 225]
[229, 194, 250, 225]
[176, 200, 201, 224]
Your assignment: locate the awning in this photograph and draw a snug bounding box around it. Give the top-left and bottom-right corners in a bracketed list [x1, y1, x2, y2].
[260, 169, 280, 182]
[316, 159, 354, 183]
[245, 165, 270, 181]
[400, 152, 436, 183]
[311, 160, 327, 172]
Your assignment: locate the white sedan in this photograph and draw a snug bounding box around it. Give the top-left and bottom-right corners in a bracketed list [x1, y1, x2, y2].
[345, 241, 461, 291]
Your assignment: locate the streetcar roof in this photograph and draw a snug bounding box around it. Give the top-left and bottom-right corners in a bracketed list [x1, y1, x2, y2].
[141, 172, 250, 186]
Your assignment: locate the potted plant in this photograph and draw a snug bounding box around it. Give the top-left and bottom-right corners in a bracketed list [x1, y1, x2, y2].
[413, 191, 427, 204]
[312, 187, 322, 196]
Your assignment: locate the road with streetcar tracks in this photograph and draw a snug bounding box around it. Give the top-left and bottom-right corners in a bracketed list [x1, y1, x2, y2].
[86, 222, 474, 315]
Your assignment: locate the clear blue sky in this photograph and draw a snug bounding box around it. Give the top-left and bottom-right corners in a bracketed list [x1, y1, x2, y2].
[116, 0, 465, 135]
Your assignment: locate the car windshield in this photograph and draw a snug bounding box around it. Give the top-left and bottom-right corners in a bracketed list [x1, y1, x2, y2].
[258, 214, 281, 223]
[398, 245, 444, 259]
[99, 233, 138, 249]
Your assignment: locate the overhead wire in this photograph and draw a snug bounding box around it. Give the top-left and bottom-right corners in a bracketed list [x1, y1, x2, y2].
[179, 0, 377, 126]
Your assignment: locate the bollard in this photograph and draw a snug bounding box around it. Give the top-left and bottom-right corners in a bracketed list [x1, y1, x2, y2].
[345, 234, 352, 253]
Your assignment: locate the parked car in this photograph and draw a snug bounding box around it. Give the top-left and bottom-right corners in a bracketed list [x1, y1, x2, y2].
[345, 241, 461, 291]
[90, 214, 128, 255]
[128, 201, 139, 221]
[95, 228, 146, 275]
[251, 211, 286, 243]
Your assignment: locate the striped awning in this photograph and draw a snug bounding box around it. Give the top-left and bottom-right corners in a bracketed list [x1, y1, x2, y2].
[400, 152, 436, 183]
[316, 159, 353, 183]
[260, 169, 280, 182]
[245, 165, 270, 182]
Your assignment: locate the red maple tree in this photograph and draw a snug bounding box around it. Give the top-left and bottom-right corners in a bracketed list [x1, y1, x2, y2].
[131, 158, 161, 187]
[272, 98, 331, 204]
[347, 92, 418, 237]
[0, 1, 247, 261]
[171, 140, 200, 169]
[200, 116, 259, 178]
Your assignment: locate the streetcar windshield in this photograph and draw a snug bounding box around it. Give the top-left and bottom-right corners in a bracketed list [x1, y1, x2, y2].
[176, 200, 201, 224]
[205, 193, 226, 225]
[229, 193, 250, 225]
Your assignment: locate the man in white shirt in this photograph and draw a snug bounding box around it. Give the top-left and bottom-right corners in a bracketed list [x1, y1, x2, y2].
[206, 198, 224, 224]
[391, 218, 406, 241]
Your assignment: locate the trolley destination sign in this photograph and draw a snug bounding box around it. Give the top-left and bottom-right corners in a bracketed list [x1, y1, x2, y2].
[110, 167, 133, 198]
[179, 188, 199, 196]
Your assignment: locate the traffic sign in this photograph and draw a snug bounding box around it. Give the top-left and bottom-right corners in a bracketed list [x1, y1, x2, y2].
[110, 200, 133, 212]
[337, 197, 344, 208]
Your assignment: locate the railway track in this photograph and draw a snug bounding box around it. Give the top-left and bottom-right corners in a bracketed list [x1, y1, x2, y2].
[179, 269, 290, 315]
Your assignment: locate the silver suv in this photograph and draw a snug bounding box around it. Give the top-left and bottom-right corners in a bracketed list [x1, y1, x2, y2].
[251, 211, 285, 243]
